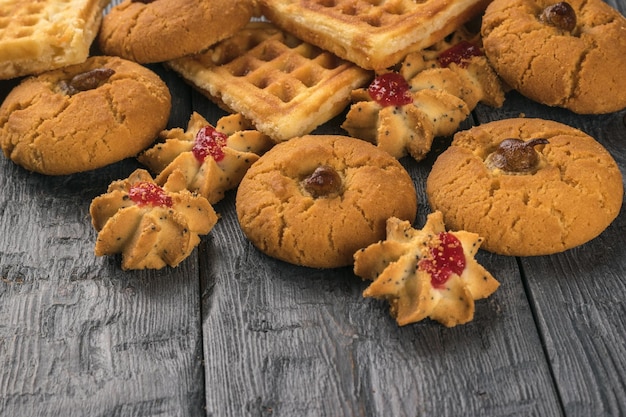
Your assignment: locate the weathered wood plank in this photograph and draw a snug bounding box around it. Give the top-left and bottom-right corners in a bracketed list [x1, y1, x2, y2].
[201, 244, 563, 416]
[474, 88, 626, 417]
[0, 68, 205, 416]
[197, 99, 562, 416]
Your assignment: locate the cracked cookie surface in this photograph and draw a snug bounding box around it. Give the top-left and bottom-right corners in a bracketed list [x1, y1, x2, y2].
[0, 56, 171, 175]
[481, 0, 626, 114]
[235, 134, 418, 268]
[98, 0, 256, 63]
[426, 118, 623, 256]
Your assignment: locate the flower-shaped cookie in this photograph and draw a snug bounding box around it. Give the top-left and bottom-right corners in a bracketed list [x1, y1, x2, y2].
[354, 211, 500, 327]
[342, 28, 505, 162]
[90, 169, 218, 270]
[138, 111, 273, 204]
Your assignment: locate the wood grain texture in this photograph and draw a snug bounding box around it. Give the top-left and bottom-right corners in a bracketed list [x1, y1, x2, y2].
[197, 106, 561, 416]
[201, 225, 563, 416]
[0, 69, 205, 415]
[474, 89, 626, 417]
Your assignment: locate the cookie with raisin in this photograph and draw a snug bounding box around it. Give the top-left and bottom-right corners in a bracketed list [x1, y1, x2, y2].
[0, 56, 171, 175]
[481, 0, 626, 114]
[236, 134, 418, 268]
[426, 118, 623, 256]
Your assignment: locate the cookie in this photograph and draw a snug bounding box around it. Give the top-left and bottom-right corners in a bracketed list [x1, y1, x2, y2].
[342, 27, 505, 162]
[138, 111, 273, 204]
[235, 134, 418, 268]
[481, 0, 626, 114]
[90, 169, 218, 270]
[98, 0, 256, 63]
[426, 118, 623, 256]
[0, 56, 171, 175]
[354, 211, 500, 327]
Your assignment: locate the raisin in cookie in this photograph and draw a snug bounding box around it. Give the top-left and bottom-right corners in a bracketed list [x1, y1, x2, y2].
[426, 118, 623, 256]
[98, 0, 256, 63]
[0, 56, 171, 175]
[236, 134, 418, 268]
[481, 0, 626, 114]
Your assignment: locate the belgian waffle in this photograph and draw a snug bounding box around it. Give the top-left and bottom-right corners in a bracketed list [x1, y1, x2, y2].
[259, 0, 491, 70]
[0, 0, 111, 80]
[166, 22, 372, 142]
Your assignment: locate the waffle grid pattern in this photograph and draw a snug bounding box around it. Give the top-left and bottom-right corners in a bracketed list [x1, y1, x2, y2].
[260, 0, 490, 69]
[0, 0, 105, 79]
[167, 23, 372, 142]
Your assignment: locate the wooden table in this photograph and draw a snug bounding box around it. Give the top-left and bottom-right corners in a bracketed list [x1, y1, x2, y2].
[1, 1, 625, 416]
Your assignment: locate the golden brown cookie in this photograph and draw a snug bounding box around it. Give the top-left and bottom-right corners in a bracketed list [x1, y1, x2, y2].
[354, 211, 500, 327]
[98, 0, 256, 63]
[90, 168, 218, 270]
[236, 135, 418, 268]
[426, 118, 623, 256]
[481, 0, 626, 114]
[0, 56, 171, 175]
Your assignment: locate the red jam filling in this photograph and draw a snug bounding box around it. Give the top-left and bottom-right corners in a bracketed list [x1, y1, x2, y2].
[437, 41, 483, 68]
[129, 182, 173, 208]
[419, 232, 466, 289]
[367, 72, 413, 107]
[192, 125, 228, 163]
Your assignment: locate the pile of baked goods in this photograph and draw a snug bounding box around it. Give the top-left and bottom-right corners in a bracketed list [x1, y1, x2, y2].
[1, 0, 625, 326]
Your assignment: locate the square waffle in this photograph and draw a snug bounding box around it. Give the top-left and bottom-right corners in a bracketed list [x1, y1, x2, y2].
[259, 0, 491, 70]
[166, 22, 372, 142]
[0, 0, 111, 80]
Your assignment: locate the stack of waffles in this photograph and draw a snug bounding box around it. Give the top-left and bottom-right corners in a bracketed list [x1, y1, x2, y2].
[166, 0, 492, 143]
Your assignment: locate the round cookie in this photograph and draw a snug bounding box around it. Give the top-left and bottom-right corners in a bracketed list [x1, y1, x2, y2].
[236, 135, 418, 268]
[426, 118, 623, 256]
[0, 56, 171, 175]
[481, 0, 626, 114]
[98, 0, 256, 64]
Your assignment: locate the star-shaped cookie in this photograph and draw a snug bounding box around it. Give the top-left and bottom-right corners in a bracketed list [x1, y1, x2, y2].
[139, 111, 273, 204]
[90, 169, 218, 270]
[354, 211, 500, 327]
[342, 28, 505, 162]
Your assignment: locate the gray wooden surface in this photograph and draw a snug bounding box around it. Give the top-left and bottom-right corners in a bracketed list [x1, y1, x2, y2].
[1, 1, 625, 416]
